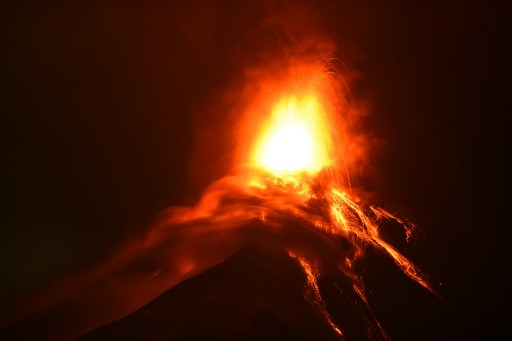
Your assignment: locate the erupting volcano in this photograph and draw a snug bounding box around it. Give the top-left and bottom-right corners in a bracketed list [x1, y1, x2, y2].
[1, 60, 442, 341]
[3, 0, 508, 339]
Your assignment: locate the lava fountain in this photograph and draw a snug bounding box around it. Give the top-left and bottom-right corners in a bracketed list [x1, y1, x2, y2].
[252, 95, 332, 175]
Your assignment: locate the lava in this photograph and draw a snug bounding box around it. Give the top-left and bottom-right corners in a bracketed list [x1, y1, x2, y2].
[252, 95, 332, 175]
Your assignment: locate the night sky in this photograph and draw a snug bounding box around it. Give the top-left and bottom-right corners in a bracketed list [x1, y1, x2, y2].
[1, 0, 510, 339]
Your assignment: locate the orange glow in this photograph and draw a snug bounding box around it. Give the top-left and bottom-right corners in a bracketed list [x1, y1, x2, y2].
[252, 95, 332, 176]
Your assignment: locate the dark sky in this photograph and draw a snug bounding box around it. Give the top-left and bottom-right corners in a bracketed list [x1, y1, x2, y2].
[1, 0, 510, 337]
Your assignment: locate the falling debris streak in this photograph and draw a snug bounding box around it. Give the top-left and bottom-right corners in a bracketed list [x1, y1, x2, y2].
[289, 252, 344, 338]
[369, 206, 415, 243]
[351, 284, 392, 341]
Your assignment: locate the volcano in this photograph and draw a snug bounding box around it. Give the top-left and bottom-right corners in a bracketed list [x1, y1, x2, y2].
[2, 1, 508, 340]
[1, 62, 450, 340]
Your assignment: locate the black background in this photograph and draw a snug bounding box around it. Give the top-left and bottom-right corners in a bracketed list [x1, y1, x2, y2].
[1, 0, 510, 338]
